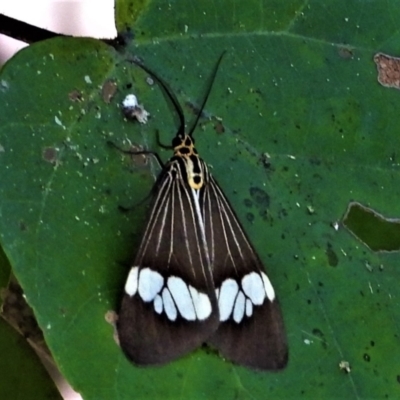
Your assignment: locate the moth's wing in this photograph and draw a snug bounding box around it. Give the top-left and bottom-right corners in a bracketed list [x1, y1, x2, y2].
[117, 163, 219, 365]
[203, 174, 288, 370]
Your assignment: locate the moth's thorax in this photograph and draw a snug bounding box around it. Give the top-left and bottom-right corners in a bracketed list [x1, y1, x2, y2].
[173, 134, 204, 190]
[172, 134, 197, 156]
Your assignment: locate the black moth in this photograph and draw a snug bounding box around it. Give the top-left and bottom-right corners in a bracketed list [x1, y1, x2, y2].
[116, 53, 288, 370]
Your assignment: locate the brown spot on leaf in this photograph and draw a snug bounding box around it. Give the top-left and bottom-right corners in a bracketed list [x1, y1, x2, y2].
[68, 89, 83, 102]
[105, 310, 118, 324]
[127, 144, 149, 167]
[326, 242, 339, 267]
[374, 53, 400, 89]
[214, 120, 225, 134]
[102, 79, 117, 103]
[42, 147, 59, 164]
[338, 47, 354, 59]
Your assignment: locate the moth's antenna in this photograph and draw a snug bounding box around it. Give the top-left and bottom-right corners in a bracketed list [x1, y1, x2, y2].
[187, 51, 226, 138]
[129, 57, 186, 139]
[129, 51, 226, 140]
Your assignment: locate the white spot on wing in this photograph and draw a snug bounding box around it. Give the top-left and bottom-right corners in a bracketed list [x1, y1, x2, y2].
[162, 288, 177, 321]
[138, 268, 164, 302]
[233, 291, 245, 323]
[167, 276, 196, 320]
[245, 298, 253, 317]
[153, 294, 163, 314]
[124, 266, 139, 296]
[218, 279, 239, 321]
[242, 272, 266, 305]
[261, 272, 275, 301]
[189, 285, 212, 320]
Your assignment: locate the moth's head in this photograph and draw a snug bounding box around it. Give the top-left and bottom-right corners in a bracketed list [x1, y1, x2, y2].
[173, 134, 197, 157]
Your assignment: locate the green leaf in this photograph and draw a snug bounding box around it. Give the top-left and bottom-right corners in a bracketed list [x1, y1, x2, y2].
[1, 1, 400, 399]
[0, 247, 61, 399]
[0, 319, 61, 399]
[0, 245, 11, 292]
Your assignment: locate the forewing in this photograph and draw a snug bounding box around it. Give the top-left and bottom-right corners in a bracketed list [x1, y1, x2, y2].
[117, 161, 219, 365]
[203, 173, 288, 370]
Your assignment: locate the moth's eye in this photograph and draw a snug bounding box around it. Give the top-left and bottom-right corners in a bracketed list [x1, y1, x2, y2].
[185, 136, 192, 146]
[172, 136, 182, 148]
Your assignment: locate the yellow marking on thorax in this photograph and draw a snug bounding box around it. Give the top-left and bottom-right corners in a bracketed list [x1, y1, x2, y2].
[173, 135, 196, 157]
[173, 135, 203, 190]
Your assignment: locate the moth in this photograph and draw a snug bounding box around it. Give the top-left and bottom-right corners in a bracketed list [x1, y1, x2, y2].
[117, 53, 288, 370]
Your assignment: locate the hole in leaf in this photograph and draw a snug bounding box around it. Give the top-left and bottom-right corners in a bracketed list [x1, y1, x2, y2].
[342, 202, 400, 252]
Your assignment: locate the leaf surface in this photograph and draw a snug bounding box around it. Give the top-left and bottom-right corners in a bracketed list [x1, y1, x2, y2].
[0, 1, 400, 399]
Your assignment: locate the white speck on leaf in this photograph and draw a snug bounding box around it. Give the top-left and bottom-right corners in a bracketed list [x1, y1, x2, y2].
[122, 94, 150, 124]
[54, 116, 65, 129]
